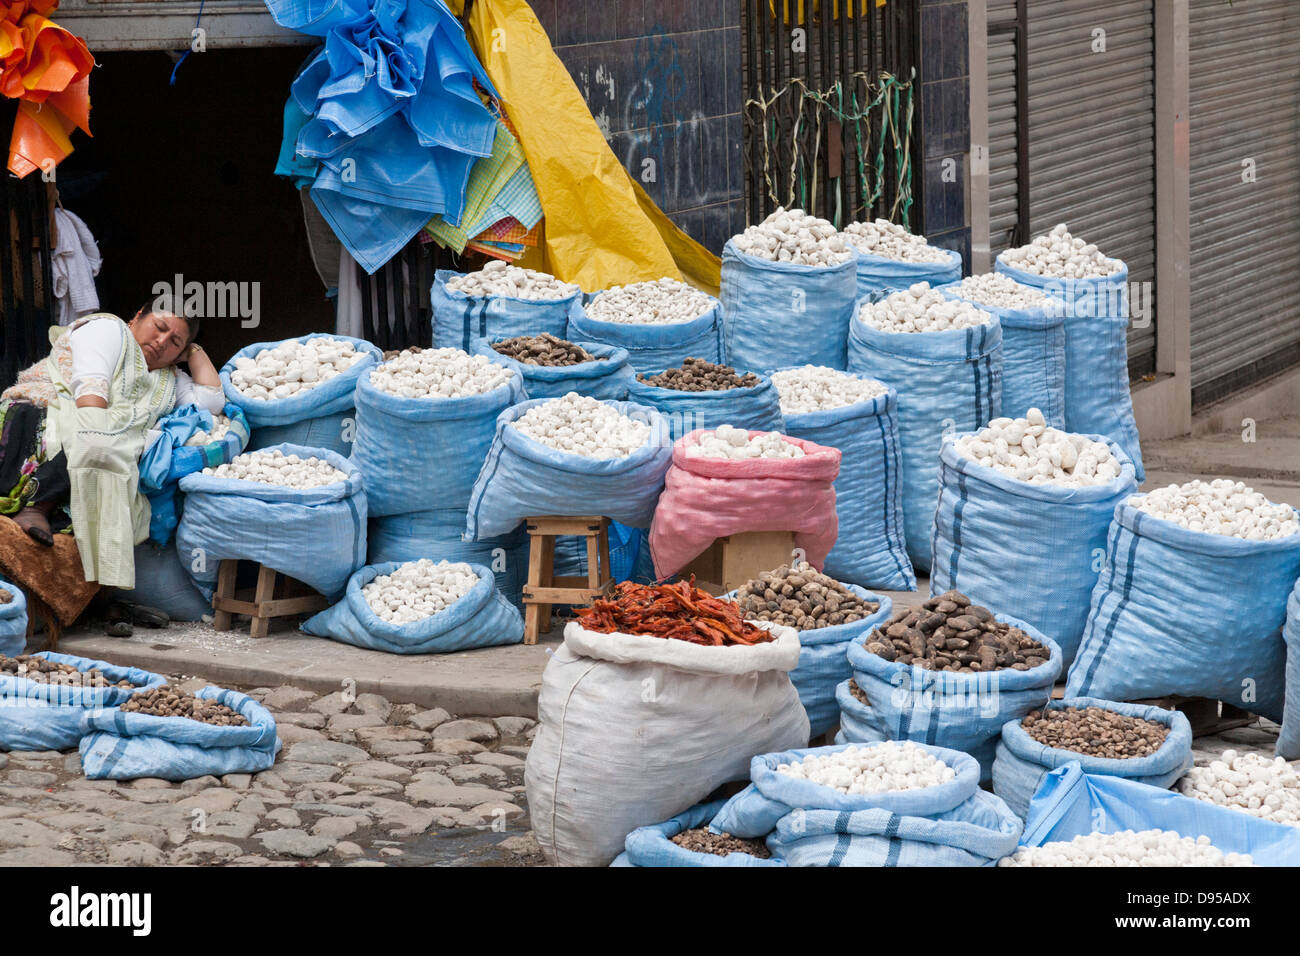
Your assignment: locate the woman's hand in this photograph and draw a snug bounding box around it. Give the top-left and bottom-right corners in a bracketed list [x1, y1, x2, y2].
[182, 342, 221, 389]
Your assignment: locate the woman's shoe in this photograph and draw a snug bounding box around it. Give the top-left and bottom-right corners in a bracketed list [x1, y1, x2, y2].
[119, 601, 169, 629]
[11, 508, 53, 546]
[104, 602, 133, 637]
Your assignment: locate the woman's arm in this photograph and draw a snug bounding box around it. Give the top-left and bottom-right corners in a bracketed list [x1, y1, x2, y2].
[183, 343, 220, 388]
[69, 318, 119, 410]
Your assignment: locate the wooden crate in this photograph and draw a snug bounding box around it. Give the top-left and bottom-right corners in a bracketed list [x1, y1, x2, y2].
[679, 531, 799, 595]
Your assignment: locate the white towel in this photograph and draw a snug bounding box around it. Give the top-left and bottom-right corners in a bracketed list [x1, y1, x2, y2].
[52, 207, 103, 326]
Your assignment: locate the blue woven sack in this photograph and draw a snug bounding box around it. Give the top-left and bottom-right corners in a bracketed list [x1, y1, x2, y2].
[0, 577, 26, 657]
[431, 269, 582, 352]
[720, 240, 857, 371]
[619, 799, 785, 867]
[1279, 578, 1300, 758]
[351, 363, 525, 516]
[711, 742, 1022, 866]
[625, 370, 785, 445]
[994, 257, 1144, 480]
[929, 433, 1138, 666]
[470, 337, 634, 401]
[568, 296, 723, 371]
[852, 247, 962, 299]
[1067, 502, 1300, 722]
[1019, 763, 1300, 866]
[80, 686, 281, 781]
[778, 378, 913, 590]
[847, 308, 1003, 572]
[0, 651, 166, 751]
[121, 542, 213, 622]
[176, 443, 367, 602]
[993, 696, 1193, 820]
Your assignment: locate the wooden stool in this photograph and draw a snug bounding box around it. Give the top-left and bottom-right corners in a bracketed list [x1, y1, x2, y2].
[680, 530, 799, 595]
[521, 516, 613, 644]
[211, 560, 330, 639]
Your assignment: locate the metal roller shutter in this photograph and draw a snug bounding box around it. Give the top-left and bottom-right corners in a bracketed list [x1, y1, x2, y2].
[985, 0, 1157, 377]
[1189, 0, 1300, 408]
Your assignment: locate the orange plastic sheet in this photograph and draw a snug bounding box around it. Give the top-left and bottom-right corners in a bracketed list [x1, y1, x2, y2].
[447, 0, 720, 294]
[1, 1, 93, 177]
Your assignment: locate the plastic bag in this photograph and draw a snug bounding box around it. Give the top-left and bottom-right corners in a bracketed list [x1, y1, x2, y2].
[0, 578, 27, 657]
[120, 542, 213, 623]
[723, 584, 892, 739]
[368, 509, 529, 607]
[431, 268, 582, 352]
[719, 240, 857, 371]
[568, 296, 723, 371]
[711, 742, 1022, 866]
[778, 378, 914, 590]
[220, 334, 382, 459]
[0, 651, 166, 752]
[351, 363, 525, 516]
[929, 433, 1138, 666]
[470, 337, 634, 401]
[301, 561, 523, 653]
[992, 696, 1194, 820]
[649, 430, 841, 581]
[464, 398, 672, 541]
[1278, 579, 1300, 759]
[853, 247, 962, 299]
[80, 686, 281, 781]
[994, 257, 1144, 481]
[176, 443, 367, 602]
[618, 799, 784, 867]
[848, 308, 1002, 573]
[1067, 503, 1300, 722]
[842, 614, 1062, 781]
[625, 371, 785, 445]
[524, 620, 808, 866]
[938, 282, 1067, 426]
[1018, 763, 1300, 867]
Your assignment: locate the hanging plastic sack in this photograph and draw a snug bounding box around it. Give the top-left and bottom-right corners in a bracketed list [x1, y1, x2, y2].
[842, 616, 1062, 781]
[80, 686, 281, 781]
[723, 584, 892, 739]
[615, 799, 785, 867]
[1278, 579, 1300, 759]
[719, 240, 857, 371]
[1017, 763, 1300, 866]
[525, 619, 808, 866]
[431, 269, 582, 352]
[470, 338, 634, 401]
[220, 334, 382, 458]
[853, 247, 962, 300]
[139, 403, 252, 546]
[568, 294, 723, 371]
[0, 578, 26, 657]
[464, 399, 673, 541]
[0, 651, 166, 752]
[938, 282, 1067, 426]
[351, 363, 525, 516]
[929, 433, 1138, 666]
[710, 742, 1022, 866]
[994, 257, 1144, 480]
[625, 370, 785, 445]
[301, 561, 523, 653]
[120, 542, 213, 623]
[1066, 502, 1300, 722]
[176, 443, 367, 602]
[992, 697, 1194, 821]
[778, 377, 914, 591]
[368, 509, 529, 607]
[548, 520, 648, 584]
[847, 308, 1003, 573]
[649, 431, 840, 581]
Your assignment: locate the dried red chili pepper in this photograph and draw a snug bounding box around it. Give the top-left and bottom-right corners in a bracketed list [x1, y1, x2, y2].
[575, 579, 773, 646]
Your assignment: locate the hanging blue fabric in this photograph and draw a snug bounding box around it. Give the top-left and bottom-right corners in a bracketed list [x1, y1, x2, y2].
[168, 0, 207, 87]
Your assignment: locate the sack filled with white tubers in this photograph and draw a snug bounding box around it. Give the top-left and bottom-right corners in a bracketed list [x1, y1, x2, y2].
[709, 742, 1022, 866]
[720, 208, 858, 371]
[569, 279, 724, 370]
[772, 367, 913, 591]
[431, 263, 583, 352]
[176, 443, 367, 602]
[847, 287, 1003, 573]
[220, 334, 382, 457]
[1280, 579, 1300, 759]
[463, 395, 673, 540]
[1067, 480, 1300, 721]
[842, 219, 962, 299]
[301, 559, 524, 654]
[929, 414, 1139, 665]
[351, 349, 526, 516]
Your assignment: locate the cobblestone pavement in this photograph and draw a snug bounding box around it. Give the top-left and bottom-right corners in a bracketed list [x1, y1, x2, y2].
[0, 674, 545, 867]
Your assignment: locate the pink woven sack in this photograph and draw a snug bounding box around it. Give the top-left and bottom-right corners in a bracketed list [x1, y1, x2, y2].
[649, 430, 842, 580]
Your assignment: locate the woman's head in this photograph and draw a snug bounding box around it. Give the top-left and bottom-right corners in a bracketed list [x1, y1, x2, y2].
[130, 301, 200, 370]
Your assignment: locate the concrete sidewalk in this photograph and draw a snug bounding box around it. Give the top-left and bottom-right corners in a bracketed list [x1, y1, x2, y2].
[47, 414, 1299, 715]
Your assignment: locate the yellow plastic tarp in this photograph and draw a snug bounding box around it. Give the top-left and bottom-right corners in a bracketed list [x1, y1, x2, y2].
[449, 0, 720, 294]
